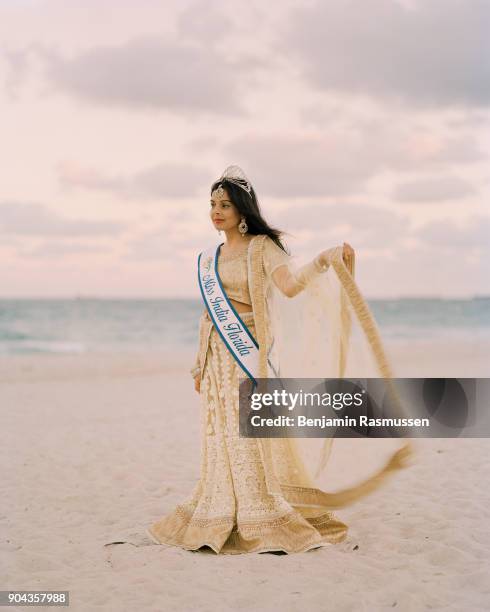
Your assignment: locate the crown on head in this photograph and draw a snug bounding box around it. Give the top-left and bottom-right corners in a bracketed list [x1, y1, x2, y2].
[212, 165, 252, 197]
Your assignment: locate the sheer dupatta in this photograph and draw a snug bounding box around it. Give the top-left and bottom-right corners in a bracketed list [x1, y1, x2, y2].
[246, 234, 414, 510]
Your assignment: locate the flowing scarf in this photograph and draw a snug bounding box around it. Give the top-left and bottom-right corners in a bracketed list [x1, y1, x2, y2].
[246, 234, 415, 509]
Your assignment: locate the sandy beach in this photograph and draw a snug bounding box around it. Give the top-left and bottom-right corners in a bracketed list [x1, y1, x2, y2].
[1, 341, 489, 611]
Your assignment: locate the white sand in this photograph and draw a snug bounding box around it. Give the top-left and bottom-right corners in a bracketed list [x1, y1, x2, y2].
[1, 342, 489, 611]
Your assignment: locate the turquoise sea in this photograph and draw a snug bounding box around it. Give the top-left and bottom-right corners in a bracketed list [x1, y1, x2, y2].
[0, 297, 489, 355]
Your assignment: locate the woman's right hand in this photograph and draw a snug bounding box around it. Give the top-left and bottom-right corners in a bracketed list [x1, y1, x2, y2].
[342, 242, 355, 265]
[318, 246, 339, 268]
[318, 244, 354, 268]
[194, 376, 201, 393]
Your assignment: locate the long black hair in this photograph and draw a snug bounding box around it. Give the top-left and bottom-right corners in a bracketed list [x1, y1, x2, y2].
[210, 179, 290, 254]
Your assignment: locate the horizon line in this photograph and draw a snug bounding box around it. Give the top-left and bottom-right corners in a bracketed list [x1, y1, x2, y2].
[0, 294, 488, 301]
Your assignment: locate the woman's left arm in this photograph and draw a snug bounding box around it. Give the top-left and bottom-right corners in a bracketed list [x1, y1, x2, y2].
[265, 237, 354, 298]
[271, 256, 326, 297]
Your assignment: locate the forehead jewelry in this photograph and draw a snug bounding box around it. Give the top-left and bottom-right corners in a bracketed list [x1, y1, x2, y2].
[212, 184, 226, 198]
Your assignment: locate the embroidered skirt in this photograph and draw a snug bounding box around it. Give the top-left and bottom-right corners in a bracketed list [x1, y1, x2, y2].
[147, 311, 348, 554]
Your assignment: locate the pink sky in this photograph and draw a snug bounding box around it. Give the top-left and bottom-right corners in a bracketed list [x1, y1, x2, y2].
[0, 0, 489, 299]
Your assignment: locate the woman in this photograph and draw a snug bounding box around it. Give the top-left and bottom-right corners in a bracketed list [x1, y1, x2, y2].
[147, 166, 412, 555]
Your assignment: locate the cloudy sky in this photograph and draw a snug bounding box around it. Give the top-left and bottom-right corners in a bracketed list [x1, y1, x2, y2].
[0, 0, 489, 299]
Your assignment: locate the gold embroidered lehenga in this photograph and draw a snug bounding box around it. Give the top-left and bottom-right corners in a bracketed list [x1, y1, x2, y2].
[147, 234, 412, 554]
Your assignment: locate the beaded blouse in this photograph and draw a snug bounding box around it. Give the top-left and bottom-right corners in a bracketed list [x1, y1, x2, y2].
[217, 247, 252, 305]
[217, 237, 291, 306]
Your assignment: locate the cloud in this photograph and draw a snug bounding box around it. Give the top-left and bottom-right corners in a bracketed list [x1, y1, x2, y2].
[283, 0, 490, 108]
[2, 46, 30, 101]
[224, 127, 485, 198]
[58, 160, 211, 199]
[33, 35, 248, 116]
[18, 241, 110, 259]
[0, 201, 125, 236]
[417, 215, 490, 249]
[289, 206, 490, 253]
[277, 203, 411, 249]
[358, 241, 489, 298]
[122, 223, 206, 261]
[393, 175, 476, 203]
[176, 0, 233, 42]
[225, 133, 381, 197]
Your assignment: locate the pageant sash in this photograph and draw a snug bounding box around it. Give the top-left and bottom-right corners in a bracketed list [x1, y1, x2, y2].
[198, 244, 259, 385]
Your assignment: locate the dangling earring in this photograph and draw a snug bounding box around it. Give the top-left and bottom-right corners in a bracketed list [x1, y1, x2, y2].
[217, 229, 222, 236]
[238, 216, 248, 235]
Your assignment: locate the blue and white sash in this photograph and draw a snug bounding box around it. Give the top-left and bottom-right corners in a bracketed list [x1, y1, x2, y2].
[198, 243, 259, 385]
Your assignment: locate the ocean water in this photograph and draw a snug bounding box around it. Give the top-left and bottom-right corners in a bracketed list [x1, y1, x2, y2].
[0, 297, 489, 356]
